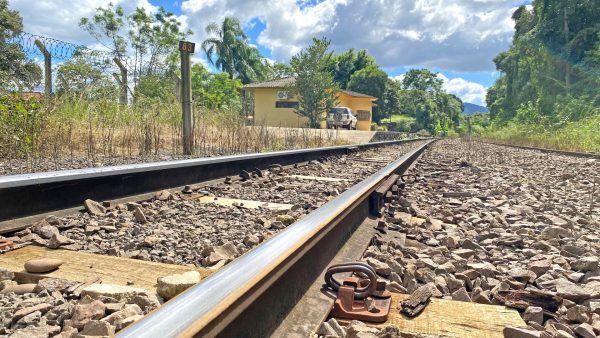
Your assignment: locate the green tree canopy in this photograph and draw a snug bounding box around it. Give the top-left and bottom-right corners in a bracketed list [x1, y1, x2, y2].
[0, 0, 42, 91]
[401, 69, 443, 93]
[436, 93, 463, 132]
[347, 65, 388, 122]
[79, 3, 127, 59]
[347, 65, 387, 100]
[191, 63, 242, 110]
[56, 58, 116, 99]
[263, 62, 294, 80]
[80, 3, 191, 99]
[128, 7, 191, 84]
[486, 0, 600, 126]
[379, 79, 403, 121]
[326, 49, 376, 89]
[288, 37, 339, 128]
[396, 68, 462, 133]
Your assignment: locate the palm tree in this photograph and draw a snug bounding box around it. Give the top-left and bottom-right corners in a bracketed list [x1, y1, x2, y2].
[201, 17, 265, 84]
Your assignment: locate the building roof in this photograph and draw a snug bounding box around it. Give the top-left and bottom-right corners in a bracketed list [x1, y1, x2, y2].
[243, 76, 296, 88]
[339, 89, 377, 100]
[243, 77, 377, 100]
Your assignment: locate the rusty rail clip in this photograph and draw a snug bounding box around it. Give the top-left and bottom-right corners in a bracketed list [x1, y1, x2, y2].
[324, 262, 392, 323]
[0, 239, 14, 250]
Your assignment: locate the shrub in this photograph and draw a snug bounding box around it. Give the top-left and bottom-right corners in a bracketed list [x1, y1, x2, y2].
[0, 94, 43, 157]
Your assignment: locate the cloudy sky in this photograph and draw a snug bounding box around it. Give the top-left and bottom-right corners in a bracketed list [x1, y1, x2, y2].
[9, 0, 529, 106]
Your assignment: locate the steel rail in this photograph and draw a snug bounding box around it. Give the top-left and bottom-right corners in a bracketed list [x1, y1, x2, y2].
[0, 139, 424, 222]
[118, 139, 434, 338]
[483, 141, 600, 159]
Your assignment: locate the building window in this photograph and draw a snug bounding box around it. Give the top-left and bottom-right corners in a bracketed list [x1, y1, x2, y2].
[356, 110, 371, 121]
[275, 101, 299, 109]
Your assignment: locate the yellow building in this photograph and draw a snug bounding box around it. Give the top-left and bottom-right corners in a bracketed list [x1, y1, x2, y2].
[242, 77, 377, 131]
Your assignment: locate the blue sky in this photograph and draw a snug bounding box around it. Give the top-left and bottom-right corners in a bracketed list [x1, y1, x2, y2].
[10, 0, 531, 106]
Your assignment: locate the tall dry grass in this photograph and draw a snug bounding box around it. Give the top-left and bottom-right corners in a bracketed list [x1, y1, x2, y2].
[0, 95, 349, 167]
[480, 115, 600, 153]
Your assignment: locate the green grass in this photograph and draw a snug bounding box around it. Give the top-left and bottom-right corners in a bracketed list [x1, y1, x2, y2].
[386, 114, 416, 123]
[481, 115, 600, 153]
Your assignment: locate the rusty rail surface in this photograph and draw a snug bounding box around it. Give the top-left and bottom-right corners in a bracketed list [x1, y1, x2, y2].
[118, 140, 434, 338]
[0, 139, 427, 224]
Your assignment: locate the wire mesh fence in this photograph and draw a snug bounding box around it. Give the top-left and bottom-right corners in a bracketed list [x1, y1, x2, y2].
[13, 32, 113, 63]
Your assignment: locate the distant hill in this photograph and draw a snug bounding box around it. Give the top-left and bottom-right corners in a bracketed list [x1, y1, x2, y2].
[463, 102, 489, 115]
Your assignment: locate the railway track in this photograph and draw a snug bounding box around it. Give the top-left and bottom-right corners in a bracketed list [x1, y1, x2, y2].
[2, 138, 597, 338]
[0, 139, 424, 232]
[0, 139, 431, 337]
[115, 139, 434, 338]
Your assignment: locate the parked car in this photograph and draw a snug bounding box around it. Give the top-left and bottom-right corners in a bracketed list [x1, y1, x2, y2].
[326, 107, 357, 130]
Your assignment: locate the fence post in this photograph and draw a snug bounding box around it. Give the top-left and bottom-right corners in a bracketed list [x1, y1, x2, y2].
[34, 40, 51, 96]
[113, 58, 128, 105]
[174, 75, 182, 101]
[179, 41, 195, 155]
[241, 89, 247, 119]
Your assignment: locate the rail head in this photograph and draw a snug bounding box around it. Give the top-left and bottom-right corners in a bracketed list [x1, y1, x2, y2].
[117, 139, 434, 338]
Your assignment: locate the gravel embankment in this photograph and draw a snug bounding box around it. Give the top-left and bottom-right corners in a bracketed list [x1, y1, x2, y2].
[352, 139, 600, 338]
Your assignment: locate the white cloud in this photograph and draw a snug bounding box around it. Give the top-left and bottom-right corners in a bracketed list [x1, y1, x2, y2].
[437, 74, 487, 106]
[9, 0, 158, 46]
[180, 0, 517, 72]
[9, 0, 519, 76]
[392, 72, 487, 105]
[391, 74, 405, 83]
[191, 55, 210, 69]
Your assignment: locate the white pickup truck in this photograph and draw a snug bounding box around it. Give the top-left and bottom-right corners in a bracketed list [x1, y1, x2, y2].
[326, 107, 357, 130]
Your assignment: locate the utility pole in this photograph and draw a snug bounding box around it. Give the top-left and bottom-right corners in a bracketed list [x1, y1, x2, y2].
[34, 40, 51, 97]
[113, 58, 128, 105]
[563, 7, 571, 93]
[179, 40, 195, 155]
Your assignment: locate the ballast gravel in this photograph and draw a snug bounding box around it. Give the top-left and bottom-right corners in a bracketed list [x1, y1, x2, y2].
[353, 139, 600, 338]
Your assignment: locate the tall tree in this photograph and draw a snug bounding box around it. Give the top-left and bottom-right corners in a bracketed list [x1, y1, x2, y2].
[347, 65, 388, 122]
[263, 62, 294, 80]
[399, 69, 445, 132]
[379, 79, 403, 121]
[401, 69, 443, 92]
[436, 93, 463, 132]
[347, 65, 387, 99]
[288, 38, 339, 128]
[79, 3, 127, 59]
[130, 7, 190, 89]
[487, 1, 600, 124]
[326, 48, 375, 89]
[80, 4, 191, 99]
[56, 58, 116, 98]
[0, 0, 42, 91]
[201, 17, 265, 84]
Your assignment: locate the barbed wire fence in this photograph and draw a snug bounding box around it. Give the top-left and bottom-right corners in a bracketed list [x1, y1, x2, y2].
[11, 32, 131, 103]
